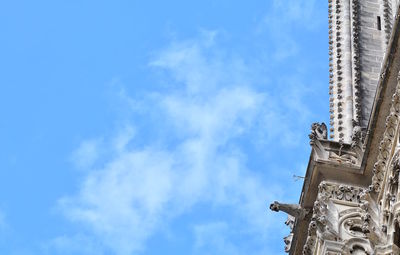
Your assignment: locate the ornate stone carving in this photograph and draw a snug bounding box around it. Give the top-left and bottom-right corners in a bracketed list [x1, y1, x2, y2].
[329, 149, 359, 164]
[335, 0, 344, 141]
[303, 227, 317, 255]
[284, 233, 293, 253]
[359, 201, 370, 234]
[370, 72, 400, 193]
[301, 182, 376, 254]
[383, 0, 393, 44]
[283, 215, 295, 252]
[318, 182, 365, 203]
[328, 0, 335, 139]
[351, 0, 362, 126]
[309, 122, 328, 144]
[285, 215, 295, 230]
[343, 218, 366, 239]
[321, 126, 365, 165]
[351, 125, 364, 148]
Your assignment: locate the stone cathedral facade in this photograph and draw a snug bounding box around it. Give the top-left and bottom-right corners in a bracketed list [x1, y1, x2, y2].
[269, 0, 400, 254]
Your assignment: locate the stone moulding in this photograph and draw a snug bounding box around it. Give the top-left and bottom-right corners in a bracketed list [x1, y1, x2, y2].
[336, 0, 344, 141]
[384, 0, 393, 44]
[329, 0, 335, 138]
[351, 0, 361, 126]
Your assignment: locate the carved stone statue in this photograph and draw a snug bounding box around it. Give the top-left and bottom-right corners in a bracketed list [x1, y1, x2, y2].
[309, 122, 328, 142]
[351, 124, 365, 148]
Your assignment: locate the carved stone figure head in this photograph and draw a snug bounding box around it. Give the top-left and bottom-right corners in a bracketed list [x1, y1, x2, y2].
[269, 201, 279, 212]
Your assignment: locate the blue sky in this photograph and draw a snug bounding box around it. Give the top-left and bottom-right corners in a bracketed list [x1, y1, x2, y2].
[0, 1, 328, 254]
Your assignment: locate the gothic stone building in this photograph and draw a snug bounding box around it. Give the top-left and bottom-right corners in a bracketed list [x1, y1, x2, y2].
[269, 0, 400, 254]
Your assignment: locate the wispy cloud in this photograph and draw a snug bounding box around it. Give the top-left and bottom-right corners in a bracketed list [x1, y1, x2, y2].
[193, 222, 239, 255]
[55, 1, 325, 251]
[70, 139, 103, 170]
[269, 0, 320, 27]
[43, 234, 104, 255]
[258, 0, 324, 61]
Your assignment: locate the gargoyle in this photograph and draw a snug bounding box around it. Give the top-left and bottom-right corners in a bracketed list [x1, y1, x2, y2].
[309, 122, 327, 143]
[270, 201, 309, 220]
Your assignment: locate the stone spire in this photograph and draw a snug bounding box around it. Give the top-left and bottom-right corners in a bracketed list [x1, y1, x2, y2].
[328, 0, 397, 142]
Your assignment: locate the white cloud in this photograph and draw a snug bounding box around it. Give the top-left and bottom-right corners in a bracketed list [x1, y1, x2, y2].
[71, 139, 103, 170]
[258, 0, 323, 61]
[58, 27, 315, 255]
[270, 0, 319, 27]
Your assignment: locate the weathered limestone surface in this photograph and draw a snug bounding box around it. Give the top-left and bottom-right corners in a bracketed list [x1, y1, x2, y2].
[269, 1, 400, 254]
[329, 0, 392, 142]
